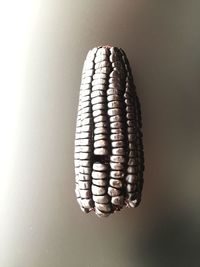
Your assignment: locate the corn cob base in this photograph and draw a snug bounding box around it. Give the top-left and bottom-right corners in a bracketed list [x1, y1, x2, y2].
[74, 46, 144, 217]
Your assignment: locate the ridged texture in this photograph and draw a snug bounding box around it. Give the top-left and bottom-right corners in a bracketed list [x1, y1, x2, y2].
[74, 46, 144, 217]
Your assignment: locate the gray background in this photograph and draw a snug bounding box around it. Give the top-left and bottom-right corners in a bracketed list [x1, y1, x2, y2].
[0, 1, 200, 266]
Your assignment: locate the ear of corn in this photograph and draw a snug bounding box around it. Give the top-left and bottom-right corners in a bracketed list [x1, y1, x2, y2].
[74, 46, 144, 217]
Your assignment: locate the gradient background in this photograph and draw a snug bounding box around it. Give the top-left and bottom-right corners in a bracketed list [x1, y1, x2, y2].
[0, 1, 200, 266]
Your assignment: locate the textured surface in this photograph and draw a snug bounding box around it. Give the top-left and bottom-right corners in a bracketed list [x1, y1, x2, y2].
[74, 46, 144, 217]
[1, 1, 200, 266]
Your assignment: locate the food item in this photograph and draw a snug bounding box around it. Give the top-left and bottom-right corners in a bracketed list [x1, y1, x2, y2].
[74, 46, 144, 217]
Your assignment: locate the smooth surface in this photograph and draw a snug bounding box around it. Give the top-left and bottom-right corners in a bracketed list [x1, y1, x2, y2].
[0, 0, 200, 266]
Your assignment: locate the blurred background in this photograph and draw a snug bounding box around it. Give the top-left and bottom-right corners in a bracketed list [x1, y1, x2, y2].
[0, 1, 200, 266]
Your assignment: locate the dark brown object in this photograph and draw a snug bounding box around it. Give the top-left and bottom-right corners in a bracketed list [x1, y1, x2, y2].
[74, 46, 144, 217]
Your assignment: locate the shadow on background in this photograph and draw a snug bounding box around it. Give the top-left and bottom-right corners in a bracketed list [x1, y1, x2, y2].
[123, 1, 200, 266]
[135, 208, 200, 267]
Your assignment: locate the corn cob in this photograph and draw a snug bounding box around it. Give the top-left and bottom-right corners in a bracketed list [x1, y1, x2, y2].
[74, 45, 144, 217]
